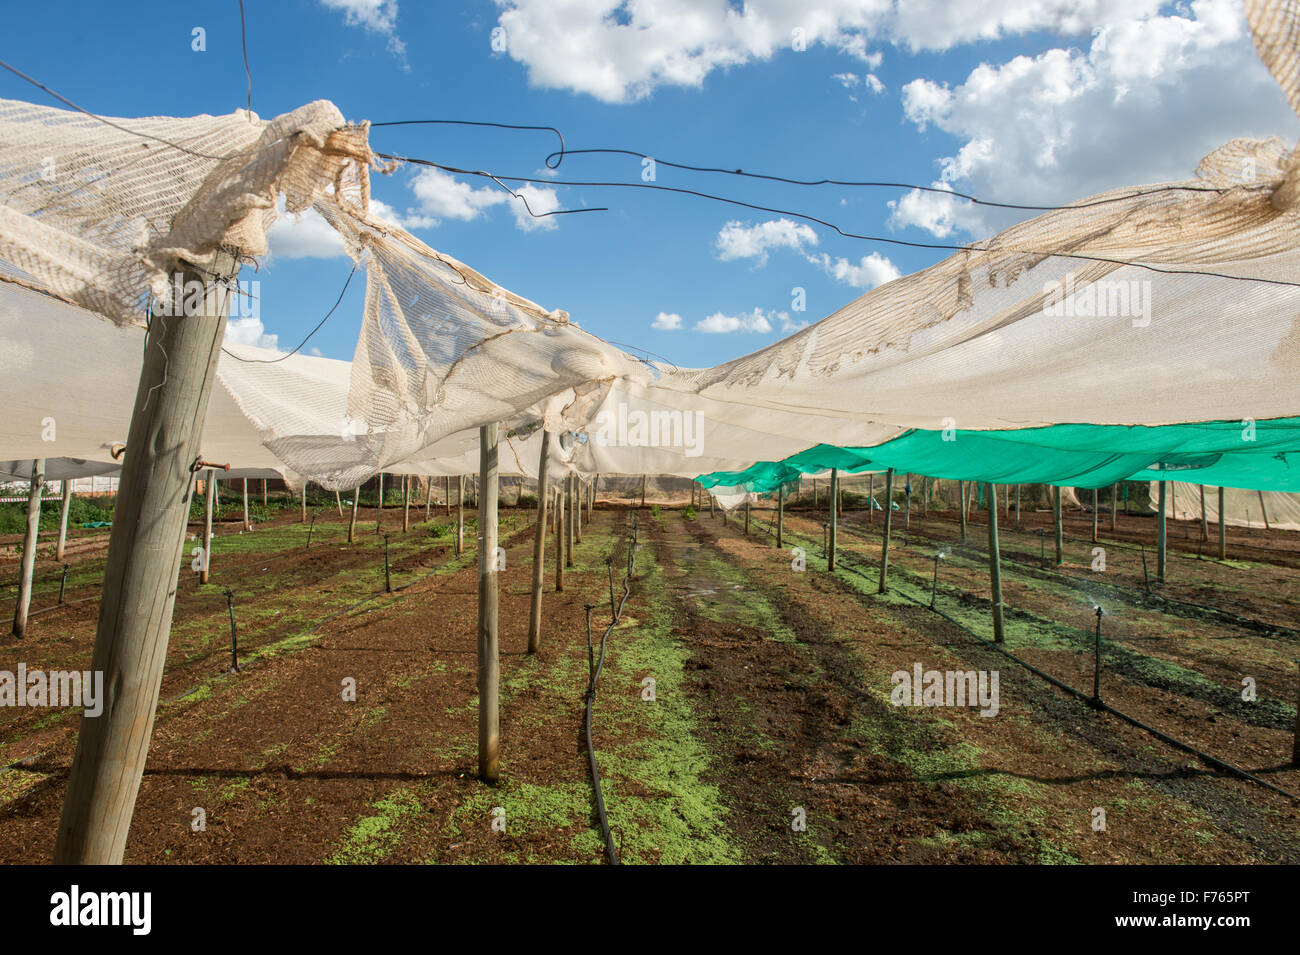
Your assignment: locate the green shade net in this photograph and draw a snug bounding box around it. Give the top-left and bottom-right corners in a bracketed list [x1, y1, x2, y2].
[697, 418, 1300, 494]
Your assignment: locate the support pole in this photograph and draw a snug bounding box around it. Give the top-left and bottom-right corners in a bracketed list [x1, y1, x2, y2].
[424, 477, 432, 521]
[640, 474, 647, 508]
[565, 475, 574, 568]
[878, 469, 894, 593]
[377, 472, 383, 521]
[1258, 489, 1271, 532]
[1157, 480, 1167, 583]
[1218, 486, 1226, 560]
[456, 475, 464, 556]
[444, 476, 450, 516]
[12, 458, 44, 637]
[555, 478, 565, 592]
[402, 474, 410, 533]
[527, 432, 551, 654]
[959, 481, 967, 544]
[1111, 483, 1118, 532]
[1053, 485, 1063, 566]
[55, 249, 237, 864]
[335, 490, 342, 519]
[477, 423, 500, 784]
[709, 491, 715, 519]
[745, 500, 751, 536]
[243, 478, 251, 531]
[828, 468, 839, 571]
[1016, 485, 1021, 529]
[262, 478, 267, 506]
[201, 469, 215, 585]
[777, 484, 784, 549]
[868, 473, 874, 524]
[349, 487, 359, 544]
[1199, 485, 1208, 542]
[985, 483, 1004, 642]
[300, 483, 307, 523]
[55, 478, 72, 563]
[1091, 488, 1098, 543]
[575, 478, 583, 544]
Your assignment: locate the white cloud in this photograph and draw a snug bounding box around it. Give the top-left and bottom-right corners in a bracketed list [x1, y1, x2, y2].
[225, 316, 279, 351]
[715, 218, 818, 265]
[407, 167, 560, 232]
[694, 308, 774, 334]
[891, 0, 1299, 237]
[808, 251, 901, 289]
[652, 311, 683, 330]
[267, 206, 348, 260]
[321, 0, 407, 60]
[489, 0, 1153, 103]
[832, 72, 859, 88]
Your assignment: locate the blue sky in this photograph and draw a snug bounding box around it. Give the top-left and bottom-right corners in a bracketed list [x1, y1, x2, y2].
[3, 0, 1296, 367]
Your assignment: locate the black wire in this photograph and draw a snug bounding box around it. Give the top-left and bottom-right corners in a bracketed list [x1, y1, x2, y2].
[220, 263, 357, 363]
[543, 147, 1234, 212]
[371, 119, 569, 168]
[376, 152, 1300, 289]
[238, 0, 252, 116]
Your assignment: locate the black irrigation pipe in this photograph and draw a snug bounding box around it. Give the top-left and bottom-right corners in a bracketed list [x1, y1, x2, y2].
[585, 511, 637, 866]
[741, 512, 1300, 805]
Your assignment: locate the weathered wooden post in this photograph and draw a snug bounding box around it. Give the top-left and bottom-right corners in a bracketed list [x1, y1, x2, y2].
[1091, 488, 1098, 543]
[985, 482, 1005, 642]
[300, 483, 307, 523]
[777, 484, 784, 549]
[1111, 483, 1118, 532]
[565, 475, 575, 568]
[828, 468, 839, 571]
[12, 458, 44, 637]
[349, 487, 359, 544]
[402, 474, 410, 533]
[377, 472, 383, 523]
[201, 468, 216, 584]
[868, 472, 874, 524]
[959, 481, 968, 544]
[243, 478, 251, 531]
[262, 478, 267, 506]
[555, 479, 565, 592]
[1218, 486, 1226, 559]
[456, 475, 464, 556]
[1157, 480, 1167, 583]
[745, 500, 751, 536]
[640, 474, 647, 508]
[1258, 489, 1271, 532]
[55, 249, 237, 864]
[878, 469, 895, 592]
[1199, 485, 1208, 542]
[477, 423, 500, 783]
[54, 478, 72, 563]
[1053, 485, 1064, 566]
[575, 478, 583, 544]
[527, 432, 551, 654]
[424, 477, 432, 521]
[335, 490, 343, 518]
[444, 476, 450, 516]
[709, 490, 715, 518]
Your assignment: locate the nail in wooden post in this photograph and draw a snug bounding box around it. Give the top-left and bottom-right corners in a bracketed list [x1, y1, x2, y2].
[477, 423, 500, 783]
[56, 249, 236, 864]
[985, 482, 1005, 642]
[55, 478, 71, 563]
[12, 458, 44, 637]
[527, 431, 551, 653]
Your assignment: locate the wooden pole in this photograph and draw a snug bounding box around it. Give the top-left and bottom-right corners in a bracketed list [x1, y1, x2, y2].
[349, 487, 359, 544]
[527, 432, 551, 654]
[1157, 480, 1168, 583]
[456, 475, 464, 556]
[1218, 486, 1226, 560]
[878, 469, 894, 593]
[985, 483, 1005, 642]
[477, 423, 500, 783]
[575, 478, 583, 544]
[424, 476, 432, 521]
[1091, 488, 1098, 543]
[777, 484, 784, 549]
[868, 473, 874, 524]
[640, 474, 647, 508]
[402, 474, 410, 533]
[709, 490, 715, 519]
[300, 483, 307, 523]
[335, 490, 343, 518]
[444, 476, 450, 516]
[959, 481, 967, 544]
[555, 479, 565, 592]
[377, 472, 383, 521]
[1111, 483, 1118, 532]
[56, 478, 71, 562]
[565, 475, 574, 568]
[828, 468, 839, 571]
[243, 478, 251, 531]
[1258, 489, 1271, 532]
[1199, 485, 1208, 542]
[12, 458, 44, 637]
[745, 500, 751, 536]
[201, 469, 215, 585]
[1053, 485, 1063, 565]
[55, 249, 236, 864]
[262, 478, 267, 506]
[1016, 485, 1021, 528]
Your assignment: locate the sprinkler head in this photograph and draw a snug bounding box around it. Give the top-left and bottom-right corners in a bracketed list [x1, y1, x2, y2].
[1094, 604, 1104, 618]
